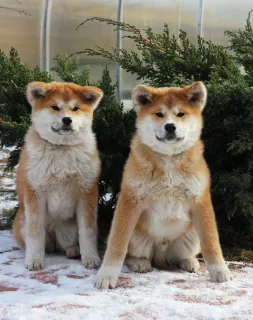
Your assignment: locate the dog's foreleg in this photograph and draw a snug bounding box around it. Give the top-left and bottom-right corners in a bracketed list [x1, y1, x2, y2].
[77, 184, 100, 269]
[94, 187, 141, 289]
[192, 189, 232, 282]
[24, 180, 46, 271]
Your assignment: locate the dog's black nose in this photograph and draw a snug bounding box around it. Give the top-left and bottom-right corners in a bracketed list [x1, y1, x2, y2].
[62, 117, 72, 125]
[164, 123, 176, 133]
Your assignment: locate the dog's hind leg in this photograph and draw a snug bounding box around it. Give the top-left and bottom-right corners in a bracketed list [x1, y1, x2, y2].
[125, 231, 154, 273]
[166, 227, 201, 272]
[45, 231, 57, 254]
[153, 238, 170, 269]
[55, 219, 79, 256]
[66, 246, 80, 259]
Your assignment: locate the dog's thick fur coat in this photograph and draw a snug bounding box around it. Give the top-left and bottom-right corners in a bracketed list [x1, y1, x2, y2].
[13, 82, 103, 270]
[95, 82, 232, 289]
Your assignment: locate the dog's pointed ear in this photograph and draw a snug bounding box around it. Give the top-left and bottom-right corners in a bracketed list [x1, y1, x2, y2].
[27, 82, 52, 107]
[79, 86, 103, 110]
[132, 85, 154, 112]
[184, 81, 207, 111]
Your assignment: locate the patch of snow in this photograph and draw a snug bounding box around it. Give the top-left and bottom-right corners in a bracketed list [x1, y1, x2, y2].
[0, 230, 16, 252]
[0, 194, 17, 215]
[0, 231, 253, 320]
[0, 153, 7, 161]
[1, 177, 15, 186]
[103, 193, 112, 201]
[0, 200, 18, 214]
[2, 146, 16, 152]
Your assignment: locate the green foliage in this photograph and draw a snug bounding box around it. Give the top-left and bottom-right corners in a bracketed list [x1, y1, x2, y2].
[0, 48, 53, 168]
[79, 16, 253, 246]
[0, 206, 18, 230]
[93, 70, 136, 210]
[225, 10, 253, 85]
[204, 76, 253, 245]
[79, 17, 240, 87]
[51, 54, 90, 85]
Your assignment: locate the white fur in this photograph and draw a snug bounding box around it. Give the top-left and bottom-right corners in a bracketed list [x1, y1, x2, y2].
[206, 264, 233, 283]
[24, 193, 46, 270]
[32, 104, 92, 146]
[26, 128, 99, 191]
[25, 234, 45, 270]
[129, 154, 207, 241]
[95, 266, 122, 289]
[128, 231, 154, 258]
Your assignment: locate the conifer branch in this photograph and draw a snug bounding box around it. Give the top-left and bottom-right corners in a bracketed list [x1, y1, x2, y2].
[0, 5, 30, 16]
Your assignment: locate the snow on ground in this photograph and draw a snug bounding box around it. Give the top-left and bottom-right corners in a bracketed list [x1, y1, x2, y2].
[0, 147, 18, 217]
[0, 231, 253, 320]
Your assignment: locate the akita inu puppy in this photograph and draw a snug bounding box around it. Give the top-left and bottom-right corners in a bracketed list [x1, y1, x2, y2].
[95, 81, 232, 289]
[12, 81, 103, 271]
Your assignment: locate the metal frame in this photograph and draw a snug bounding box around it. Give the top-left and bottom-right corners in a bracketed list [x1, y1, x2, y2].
[40, 0, 52, 71]
[116, 0, 123, 103]
[197, 0, 204, 37]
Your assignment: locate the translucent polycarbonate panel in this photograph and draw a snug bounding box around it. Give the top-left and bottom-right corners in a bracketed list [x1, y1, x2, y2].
[203, 0, 253, 45]
[121, 0, 199, 100]
[50, 0, 118, 83]
[1, 0, 252, 100]
[0, 0, 42, 66]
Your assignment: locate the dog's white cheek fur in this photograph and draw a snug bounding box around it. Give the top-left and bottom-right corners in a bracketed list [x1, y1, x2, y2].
[32, 109, 92, 145]
[137, 114, 202, 156]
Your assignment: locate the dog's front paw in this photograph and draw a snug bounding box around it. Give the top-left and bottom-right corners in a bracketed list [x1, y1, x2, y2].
[26, 258, 45, 271]
[95, 274, 118, 289]
[82, 255, 101, 269]
[94, 266, 120, 289]
[208, 264, 233, 283]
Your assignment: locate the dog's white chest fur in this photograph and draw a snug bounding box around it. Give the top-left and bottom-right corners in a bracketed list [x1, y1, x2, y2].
[26, 130, 99, 220]
[134, 160, 207, 240]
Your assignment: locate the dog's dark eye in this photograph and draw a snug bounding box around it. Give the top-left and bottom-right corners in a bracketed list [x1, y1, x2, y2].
[177, 112, 185, 118]
[156, 112, 164, 118]
[73, 106, 79, 111]
[52, 105, 59, 111]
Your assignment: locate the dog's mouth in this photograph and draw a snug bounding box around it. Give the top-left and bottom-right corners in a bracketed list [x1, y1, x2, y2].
[155, 134, 184, 143]
[52, 126, 74, 135]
